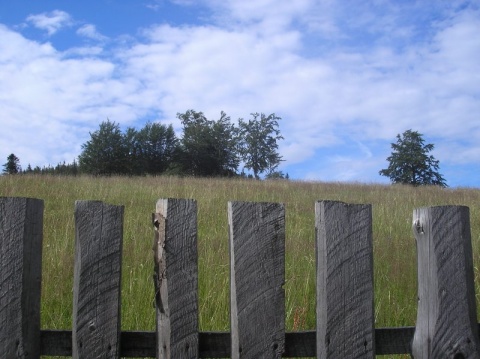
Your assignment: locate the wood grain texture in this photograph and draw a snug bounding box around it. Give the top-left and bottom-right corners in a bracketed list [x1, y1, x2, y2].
[316, 200, 374, 359]
[155, 198, 198, 359]
[73, 200, 124, 359]
[412, 206, 480, 358]
[0, 197, 43, 359]
[229, 201, 285, 359]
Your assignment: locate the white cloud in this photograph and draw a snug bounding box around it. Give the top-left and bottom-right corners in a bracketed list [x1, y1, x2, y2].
[1, 1, 479, 185]
[76, 24, 108, 42]
[145, 1, 162, 11]
[123, 23, 304, 122]
[26, 10, 72, 36]
[0, 24, 143, 167]
[213, 0, 313, 27]
[64, 46, 104, 57]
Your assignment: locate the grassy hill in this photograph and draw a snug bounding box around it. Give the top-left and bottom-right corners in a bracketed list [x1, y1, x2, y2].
[1, 174, 479, 334]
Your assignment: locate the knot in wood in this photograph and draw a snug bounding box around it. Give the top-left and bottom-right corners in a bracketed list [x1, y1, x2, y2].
[414, 219, 423, 234]
[88, 322, 96, 332]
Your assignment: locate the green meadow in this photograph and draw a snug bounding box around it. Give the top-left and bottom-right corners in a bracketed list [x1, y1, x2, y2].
[1, 175, 479, 357]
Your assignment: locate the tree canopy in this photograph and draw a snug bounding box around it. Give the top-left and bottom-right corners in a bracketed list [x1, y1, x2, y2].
[74, 111, 285, 178]
[9, 110, 286, 178]
[379, 129, 447, 187]
[238, 113, 283, 179]
[176, 110, 239, 177]
[78, 119, 130, 175]
[2, 153, 21, 174]
[125, 122, 177, 175]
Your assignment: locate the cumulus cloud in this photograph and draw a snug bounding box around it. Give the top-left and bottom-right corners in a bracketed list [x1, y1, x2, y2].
[0, 24, 143, 166]
[1, 1, 479, 185]
[210, 0, 313, 29]
[76, 24, 108, 42]
[102, 2, 480, 180]
[26, 10, 72, 35]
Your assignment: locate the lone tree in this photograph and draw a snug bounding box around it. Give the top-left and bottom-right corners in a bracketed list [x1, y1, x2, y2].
[379, 129, 447, 187]
[238, 113, 283, 179]
[2, 153, 21, 175]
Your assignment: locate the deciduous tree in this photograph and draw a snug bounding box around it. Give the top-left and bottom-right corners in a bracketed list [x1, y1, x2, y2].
[177, 110, 239, 176]
[238, 113, 283, 179]
[78, 119, 130, 175]
[135, 122, 177, 175]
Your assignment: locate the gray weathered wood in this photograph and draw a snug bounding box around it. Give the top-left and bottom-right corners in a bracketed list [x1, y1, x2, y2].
[154, 198, 198, 359]
[412, 206, 480, 358]
[229, 201, 285, 359]
[316, 200, 374, 359]
[0, 197, 43, 359]
[73, 200, 124, 359]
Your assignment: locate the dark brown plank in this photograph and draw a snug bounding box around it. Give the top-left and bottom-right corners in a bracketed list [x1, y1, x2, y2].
[0, 197, 43, 359]
[73, 200, 124, 358]
[154, 198, 198, 359]
[375, 327, 414, 355]
[39, 328, 422, 357]
[199, 332, 230, 358]
[284, 331, 316, 357]
[41, 330, 72, 356]
[229, 201, 285, 359]
[121, 331, 156, 357]
[412, 206, 480, 358]
[316, 200, 374, 359]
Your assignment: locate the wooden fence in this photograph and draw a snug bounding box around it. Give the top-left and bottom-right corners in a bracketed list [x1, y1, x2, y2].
[1, 196, 479, 358]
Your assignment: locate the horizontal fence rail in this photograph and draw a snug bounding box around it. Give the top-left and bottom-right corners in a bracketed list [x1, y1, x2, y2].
[1, 196, 479, 358]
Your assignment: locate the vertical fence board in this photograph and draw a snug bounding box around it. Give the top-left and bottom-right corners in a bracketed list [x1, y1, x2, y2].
[412, 206, 480, 358]
[229, 201, 285, 359]
[0, 197, 43, 359]
[154, 198, 198, 359]
[316, 200, 374, 359]
[73, 200, 124, 359]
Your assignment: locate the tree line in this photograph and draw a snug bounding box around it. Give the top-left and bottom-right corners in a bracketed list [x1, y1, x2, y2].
[3, 118, 448, 187]
[3, 110, 287, 179]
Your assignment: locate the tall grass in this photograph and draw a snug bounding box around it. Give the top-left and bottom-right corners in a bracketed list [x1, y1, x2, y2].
[1, 175, 479, 356]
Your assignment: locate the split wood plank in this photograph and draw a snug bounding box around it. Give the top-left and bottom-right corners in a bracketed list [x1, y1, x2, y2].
[154, 198, 198, 359]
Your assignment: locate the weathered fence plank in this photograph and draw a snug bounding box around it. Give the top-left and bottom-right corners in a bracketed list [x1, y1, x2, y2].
[72, 200, 124, 359]
[316, 200, 374, 359]
[0, 197, 43, 359]
[412, 206, 480, 358]
[229, 201, 285, 359]
[154, 198, 198, 359]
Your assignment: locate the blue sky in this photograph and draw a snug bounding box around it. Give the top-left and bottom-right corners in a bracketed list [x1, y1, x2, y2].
[1, 0, 479, 187]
